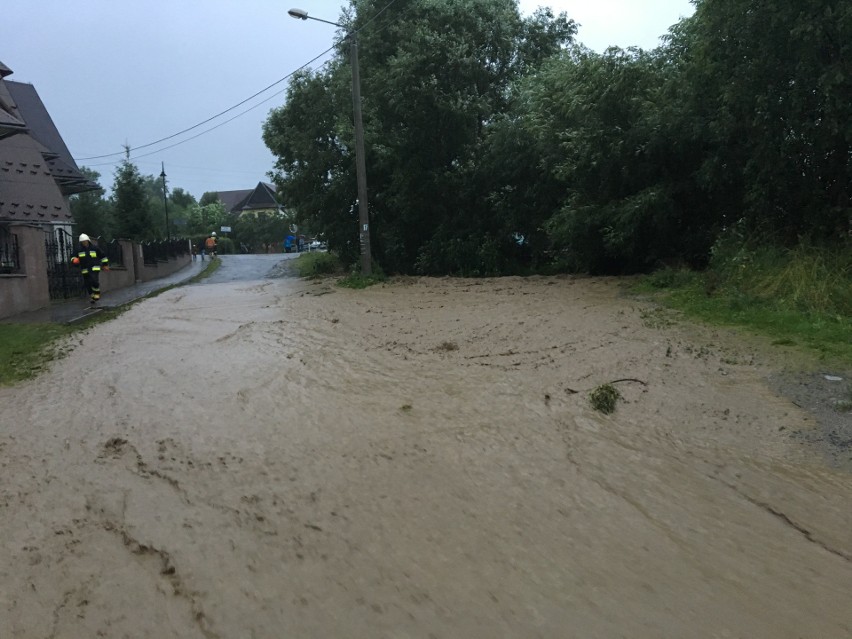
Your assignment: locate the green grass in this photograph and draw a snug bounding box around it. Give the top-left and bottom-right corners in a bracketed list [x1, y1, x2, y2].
[0, 258, 223, 387]
[292, 252, 387, 288]
[638, 245, 852, 363]
[0, 305, 134, 387]
[0, 324, 72, 385]
[293, 252, 342, 277]
[188, 256, 222, 283]
[338, 272, 387, 289]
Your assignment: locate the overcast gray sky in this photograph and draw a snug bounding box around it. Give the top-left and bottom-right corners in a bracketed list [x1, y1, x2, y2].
[2, 0, 694, 200]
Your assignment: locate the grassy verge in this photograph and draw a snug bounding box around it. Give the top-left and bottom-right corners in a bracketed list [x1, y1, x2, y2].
[0, 258, 223, 387]
[187, 256, 222, 284]
[0, 324, 73, 385]
[292, 252, 388, 289]
[338, 272, 387, 289]
[637, 245, 852, 364]
[0, 305, 128, 386]
[292, 251, 342, 277]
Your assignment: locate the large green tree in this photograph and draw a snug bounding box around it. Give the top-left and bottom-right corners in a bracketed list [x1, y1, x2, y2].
[520, 45, 712, 272]
[185, 201, 227, 236]
[265, 0, 850, 276]
[233, 211, 291, 254]
[676, 0, 852, 243]
[264, 66, 357, 262]
[70, 167, 113, 240]
[264, 0, 575, 273]
[111, 158, 156, 240]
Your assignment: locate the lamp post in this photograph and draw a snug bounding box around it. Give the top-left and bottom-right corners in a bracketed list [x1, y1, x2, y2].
[288, 7, 372, 275]
[160, 162, 170, 239]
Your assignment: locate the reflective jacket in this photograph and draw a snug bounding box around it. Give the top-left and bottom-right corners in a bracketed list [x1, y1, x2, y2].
[75, 244, 109, 275]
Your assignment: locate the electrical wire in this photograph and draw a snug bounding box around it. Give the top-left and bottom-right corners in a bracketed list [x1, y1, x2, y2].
[71, 0, 406, 166]
[74, 43, 337, 163]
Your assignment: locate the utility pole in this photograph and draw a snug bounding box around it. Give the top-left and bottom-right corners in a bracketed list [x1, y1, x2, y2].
[350, 33, 372, 275]
[160, 162, 170, 239]
[288, 8, 372, 275]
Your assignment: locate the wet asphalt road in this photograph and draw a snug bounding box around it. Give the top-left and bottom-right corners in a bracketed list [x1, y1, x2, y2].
[199, 253, 298, 284]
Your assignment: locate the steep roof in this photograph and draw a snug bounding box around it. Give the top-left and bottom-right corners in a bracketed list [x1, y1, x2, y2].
[5, 80, 94, 195]
[216, 188, 253, 213]
[216, 182, 282, 214]
[0, 78, 27, 134]
[0, 132, 71, 223]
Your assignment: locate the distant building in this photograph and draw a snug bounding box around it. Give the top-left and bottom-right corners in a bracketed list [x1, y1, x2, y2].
[213, 182, 282, 217]
[0, 60, 96, 232]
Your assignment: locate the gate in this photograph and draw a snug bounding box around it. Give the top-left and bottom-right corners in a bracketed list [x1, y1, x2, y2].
[44, 228, 84, 300]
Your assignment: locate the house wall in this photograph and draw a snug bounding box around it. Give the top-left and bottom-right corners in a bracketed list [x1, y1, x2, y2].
[0, 224, 50, 318]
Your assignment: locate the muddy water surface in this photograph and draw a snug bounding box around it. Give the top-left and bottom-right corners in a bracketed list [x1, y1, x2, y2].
[1, 269, 850, 638]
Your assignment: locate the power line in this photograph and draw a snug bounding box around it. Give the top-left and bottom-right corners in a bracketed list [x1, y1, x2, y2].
[84, 84, 292, 168]
[74, 43, 337, 163]
[72, 0, 405, 166]
[356, 0, 405, 34]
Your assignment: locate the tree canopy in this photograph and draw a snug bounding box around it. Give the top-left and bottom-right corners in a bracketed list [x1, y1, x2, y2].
[264, 0, 851, 275]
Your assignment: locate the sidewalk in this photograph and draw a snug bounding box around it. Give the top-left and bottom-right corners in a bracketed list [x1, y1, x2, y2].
[2, 258, 209, 325]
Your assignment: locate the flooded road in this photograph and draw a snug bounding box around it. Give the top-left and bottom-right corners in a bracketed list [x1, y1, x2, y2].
[202, 253, 298, 284]
[1, 273, 850, 638]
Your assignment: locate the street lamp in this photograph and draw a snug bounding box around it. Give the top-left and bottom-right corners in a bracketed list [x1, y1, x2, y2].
[288, 7, 372, 275]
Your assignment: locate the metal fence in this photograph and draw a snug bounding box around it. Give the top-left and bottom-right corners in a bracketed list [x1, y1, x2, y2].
[45, 227, 84, 299]
[142, 238, 190, 266]
[97, 237, 124, 267]
[0, 229, 20, 274]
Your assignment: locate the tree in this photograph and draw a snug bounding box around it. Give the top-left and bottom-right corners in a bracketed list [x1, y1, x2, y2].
[170, 188, 196, 210]
[264, 66, 357, 263]
[70, 167, 113, 239]
[233, 211, 290, 253]
[199, 191, 221, 207]
[677, 0, 852, 243]
[141, 174, 169, 239]
[521, 46, 706, 273]
[111, 158, 156, 240]
[164, 187, 197, 235]
[264, 0, 575, 274]
[185, 201, 227, 236]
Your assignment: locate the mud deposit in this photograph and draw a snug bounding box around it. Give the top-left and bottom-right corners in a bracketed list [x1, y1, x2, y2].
[1, 275, 850, 638]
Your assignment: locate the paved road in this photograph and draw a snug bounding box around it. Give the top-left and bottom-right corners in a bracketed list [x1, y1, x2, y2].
[200, 253, 298, 284]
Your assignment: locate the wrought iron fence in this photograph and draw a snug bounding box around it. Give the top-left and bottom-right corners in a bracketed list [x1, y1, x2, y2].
[142, 238, 190, 265]
[97, 237, 124, 267]
[0, 229, 20, 274]
[45, 227, 84, 299]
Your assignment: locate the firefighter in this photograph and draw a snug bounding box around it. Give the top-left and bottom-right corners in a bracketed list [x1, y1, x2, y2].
[70, 233, 109, 304]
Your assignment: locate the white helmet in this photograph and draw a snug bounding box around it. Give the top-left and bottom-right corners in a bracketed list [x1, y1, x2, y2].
[79, 233, 90, 242]
[211, 231, 217, 236]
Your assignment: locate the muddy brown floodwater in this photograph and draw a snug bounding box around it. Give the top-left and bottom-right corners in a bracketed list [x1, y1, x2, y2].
[1, 275, 850, 638]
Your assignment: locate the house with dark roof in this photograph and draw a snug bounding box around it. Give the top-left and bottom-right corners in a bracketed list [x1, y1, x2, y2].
[0, 61, 96, 233]
[214, 182, 283, 217]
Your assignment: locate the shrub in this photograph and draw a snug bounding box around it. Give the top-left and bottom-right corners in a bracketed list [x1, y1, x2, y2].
[590, 384, 621, 414]
[294, 252, 341, 277]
